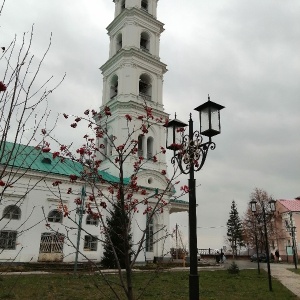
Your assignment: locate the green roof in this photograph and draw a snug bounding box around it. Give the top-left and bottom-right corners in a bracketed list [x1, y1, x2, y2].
[0, 141, 125, 184]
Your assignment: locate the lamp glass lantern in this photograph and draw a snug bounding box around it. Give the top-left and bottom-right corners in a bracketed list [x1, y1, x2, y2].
[164, 117, 188, 151]
[269, 199, 276, 212]
[250, 200, 257, 213]
[194, 97, 225, 138]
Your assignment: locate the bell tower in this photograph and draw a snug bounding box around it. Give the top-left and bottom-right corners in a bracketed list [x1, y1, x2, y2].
[98, 0, 169, 177]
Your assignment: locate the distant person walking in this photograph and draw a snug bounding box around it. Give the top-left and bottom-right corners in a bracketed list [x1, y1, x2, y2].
[270, 252, 275, 262]
[215, 251, 220, 263]
[275, 249, 280, 263]
[220, 250, 225, 263]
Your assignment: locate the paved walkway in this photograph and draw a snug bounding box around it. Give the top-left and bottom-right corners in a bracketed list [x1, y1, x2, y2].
[265, 263, 300, 298]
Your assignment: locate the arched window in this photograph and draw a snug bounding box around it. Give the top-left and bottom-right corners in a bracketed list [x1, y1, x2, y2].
[3, 205, 21, 220]
[116, 33, 122, 52]
[141, 0, 148, 11]
[86, 215, 99, 226]
[110, 75, 118, 99]
[147, 137, 153, 159]
[139, 74, 152, 101]
[47, 210, 63, 223]
[138, 135, 144, 157]
[140, 32, 150, 52]
[146, 214, 154, 252]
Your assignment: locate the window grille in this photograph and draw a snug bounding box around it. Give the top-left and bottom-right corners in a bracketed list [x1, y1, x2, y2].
[39, 232, 64, 253]
[146, 215, 153, 252]
[0, 231, 17, 250]
[3, 205, 21, 220]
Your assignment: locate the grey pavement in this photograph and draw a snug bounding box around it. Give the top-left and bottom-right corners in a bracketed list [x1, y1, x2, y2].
[265, 263, 300, 298]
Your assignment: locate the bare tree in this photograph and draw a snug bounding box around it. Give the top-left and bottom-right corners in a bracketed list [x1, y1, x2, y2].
[44, 104, 188, 300]
[242, 188, 281, 254]
[0, 1, 65, 258]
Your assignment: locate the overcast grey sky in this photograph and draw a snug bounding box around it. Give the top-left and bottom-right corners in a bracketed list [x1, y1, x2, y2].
[1, 0, 299, 249]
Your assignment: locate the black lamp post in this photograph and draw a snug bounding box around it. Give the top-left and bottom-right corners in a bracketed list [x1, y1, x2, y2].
[286, 212, 297, 269]
[250, 198, 276, 292]
[165, 95, 224, 300]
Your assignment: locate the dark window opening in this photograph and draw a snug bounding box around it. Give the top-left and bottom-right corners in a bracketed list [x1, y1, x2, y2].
[139, 74, 152, 101]
[139, 80, 148, 94]
[84, 235, 98, 251]
[110, 75, 118, 99]
[147, 137, 153, 159]
[86, 215, 99, 226]
[140, 38, 148, 52]
[0, 231, 17, 250]
[121, 0, 125, 10]
[140, 32, 150, 52]
[141, 0, 148, 11]
[116, 33, 122, 52]
[138, 135, 144, 157]
[48, 210, 63, 223]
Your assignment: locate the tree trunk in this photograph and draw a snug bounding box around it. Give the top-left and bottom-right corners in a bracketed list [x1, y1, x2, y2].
[120, 159, 134, 300]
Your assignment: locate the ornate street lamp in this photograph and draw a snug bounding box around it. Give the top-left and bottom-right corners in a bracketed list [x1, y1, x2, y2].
[249, 199, 276, 291]
[165, 95, 224, 300]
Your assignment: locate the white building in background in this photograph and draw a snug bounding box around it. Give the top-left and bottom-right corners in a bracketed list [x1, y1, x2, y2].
[0, 0, 188, 264]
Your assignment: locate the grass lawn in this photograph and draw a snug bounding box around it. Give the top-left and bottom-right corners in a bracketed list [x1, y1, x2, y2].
[0, 269, 298, 300]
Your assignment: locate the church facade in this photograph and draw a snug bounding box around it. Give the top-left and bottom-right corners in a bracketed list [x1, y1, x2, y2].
[0, 0, 188, 264]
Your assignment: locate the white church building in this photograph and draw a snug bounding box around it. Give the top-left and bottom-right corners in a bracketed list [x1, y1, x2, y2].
[0, 0, 188, 264]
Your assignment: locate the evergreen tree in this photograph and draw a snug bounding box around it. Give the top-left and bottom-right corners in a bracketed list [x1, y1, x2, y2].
[226, 200, 244, 256]
[101, 203, 132, 268]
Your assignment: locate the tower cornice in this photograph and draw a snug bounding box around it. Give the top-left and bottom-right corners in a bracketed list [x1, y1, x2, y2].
[100, 48, 167, 74]
[106, 7, 165, 34]
[100, 97, 169, 120]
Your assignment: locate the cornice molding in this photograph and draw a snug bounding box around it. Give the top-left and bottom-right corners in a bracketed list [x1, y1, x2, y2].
[107, 8, 164, 34]
[100, 48, 167, 74]
[100, 98, 168, 119]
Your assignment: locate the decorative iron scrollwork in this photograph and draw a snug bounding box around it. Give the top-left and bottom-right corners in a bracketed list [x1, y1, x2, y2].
[171, 130, 216, 175]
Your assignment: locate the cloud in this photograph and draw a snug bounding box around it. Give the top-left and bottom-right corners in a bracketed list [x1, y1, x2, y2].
[1, 0, 299, 249]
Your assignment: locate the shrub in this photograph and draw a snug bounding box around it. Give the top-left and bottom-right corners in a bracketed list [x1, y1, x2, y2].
[227, 261, 239, 274]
